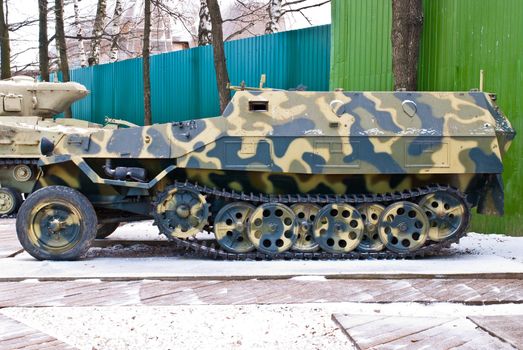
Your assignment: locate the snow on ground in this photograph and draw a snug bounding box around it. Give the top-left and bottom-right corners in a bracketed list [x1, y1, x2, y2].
[1, 220, 522, 280]
[456, 232, 523, 263]
[3, 302, 523, 350]
[3, 249, 523, 280]
[1, 229, 523, 280]
[1, 304, 354, 350]
[108, 221, 166, 241]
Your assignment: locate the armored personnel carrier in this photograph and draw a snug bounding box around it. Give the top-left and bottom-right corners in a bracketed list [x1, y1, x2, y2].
[0, 75, 90, 215]
[14, 86, 515, 260]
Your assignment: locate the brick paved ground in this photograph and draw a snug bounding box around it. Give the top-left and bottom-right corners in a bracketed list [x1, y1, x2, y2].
[0, 278, 522, 307]
[332, 314, 520, 349]
[0, 314, 76, 350]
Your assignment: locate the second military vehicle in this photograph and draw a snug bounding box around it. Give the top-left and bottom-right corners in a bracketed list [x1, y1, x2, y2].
[0, 75, 89, 215]
[14, 85, 515, 260]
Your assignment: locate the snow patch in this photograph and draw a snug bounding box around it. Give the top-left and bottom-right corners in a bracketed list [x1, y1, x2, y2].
[358, 128, 385, 136]
[399, 127, 438, 136]
[304, 129, 324, 136]
[290, 275, 327, 281]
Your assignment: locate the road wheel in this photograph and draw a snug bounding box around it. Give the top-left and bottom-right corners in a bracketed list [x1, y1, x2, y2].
[96, 222, 120, 239]
[16, 186, 97, 260]
[378, 201, 429, 254]
[0, 187, 23, 216]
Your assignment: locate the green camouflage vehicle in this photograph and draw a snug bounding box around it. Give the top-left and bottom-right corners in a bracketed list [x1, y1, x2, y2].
[14, 84, 515, 260]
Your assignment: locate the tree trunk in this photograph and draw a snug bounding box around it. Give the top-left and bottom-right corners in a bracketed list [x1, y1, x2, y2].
[89, 0, 106, 66]
[207, 0, 230, 113]
[143, 0, 152, 126]
[0, 0, 10, 79]
[198, 0, 212, 46]
[55, 0, 71, 117]
[73, 0, 87, 67]
[265, 0, 282, 34]
[110, 0, 122, 62]
[391, 0, 423, 91]
[38, 0, 49, 81]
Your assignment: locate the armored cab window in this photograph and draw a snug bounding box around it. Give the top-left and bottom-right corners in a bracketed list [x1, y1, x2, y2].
[249, 100, 269, 112]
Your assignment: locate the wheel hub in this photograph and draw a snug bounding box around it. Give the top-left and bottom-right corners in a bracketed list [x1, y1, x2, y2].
[235, 222, 244, 231]
[300, 221, 310, 231]
[176, 204, 191, 218]
[356, 203, 385, 253]
[48, 218, 64, 233]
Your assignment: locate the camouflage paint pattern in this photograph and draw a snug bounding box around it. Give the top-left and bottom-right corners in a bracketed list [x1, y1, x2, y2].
[38, 89, 514, 217]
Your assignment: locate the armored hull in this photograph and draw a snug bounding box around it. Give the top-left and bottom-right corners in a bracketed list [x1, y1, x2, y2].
[15, 88, 515, 260]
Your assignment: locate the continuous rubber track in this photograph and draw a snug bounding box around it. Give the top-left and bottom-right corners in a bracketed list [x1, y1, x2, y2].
[154, 182, 471, 260]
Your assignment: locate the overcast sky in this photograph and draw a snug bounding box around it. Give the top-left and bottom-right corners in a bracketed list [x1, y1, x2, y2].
[7, 0, 331, 71]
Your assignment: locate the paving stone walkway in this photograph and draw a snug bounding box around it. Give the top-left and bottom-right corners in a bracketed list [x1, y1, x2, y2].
[332, 314, 520, 349]
[0, 278, 522, 307]
[0, 314, 76, 350]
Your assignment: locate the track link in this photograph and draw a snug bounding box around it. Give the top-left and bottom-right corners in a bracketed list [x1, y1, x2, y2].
[155, 182, 471, 260]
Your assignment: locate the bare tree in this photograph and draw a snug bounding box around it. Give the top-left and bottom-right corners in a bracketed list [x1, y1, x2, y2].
[391, 0, 423, 90]
[265, 0, 330, 34]
[0, 0, 10, 79]
[110, 0, 123, 62]
[265, 0, 282, 34]
[55, 0, 72, 117]
[207, 0, 230, 113]
[143, 0, 152, 125]
[198, 0, 212, 46]
[89, 0, 106, 66]
[73, 0, 87, 67]
[38, 0, 49, 81]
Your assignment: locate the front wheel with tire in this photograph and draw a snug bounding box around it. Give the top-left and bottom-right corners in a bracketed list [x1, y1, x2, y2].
[16, 186, 98, 260]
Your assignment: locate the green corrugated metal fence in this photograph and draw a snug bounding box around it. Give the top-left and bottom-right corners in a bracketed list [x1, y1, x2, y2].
[330, 0, 393, 90]
[330, 0, 523, 235]
[69, 25, 331, 125]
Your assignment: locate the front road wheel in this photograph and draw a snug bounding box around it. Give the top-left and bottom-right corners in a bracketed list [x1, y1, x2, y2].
[16, 186, 97, 260]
